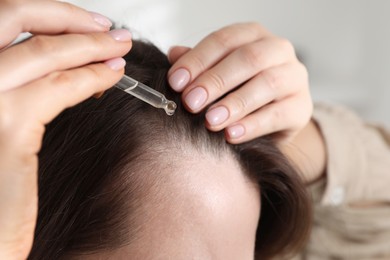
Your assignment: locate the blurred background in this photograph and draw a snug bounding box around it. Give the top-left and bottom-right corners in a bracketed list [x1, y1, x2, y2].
[67, 0, 389, 126]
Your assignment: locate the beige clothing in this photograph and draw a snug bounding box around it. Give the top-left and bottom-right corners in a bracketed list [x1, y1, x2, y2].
[296, 103, 390, 260]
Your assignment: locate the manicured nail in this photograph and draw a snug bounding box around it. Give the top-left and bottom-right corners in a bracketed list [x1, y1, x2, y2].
[169, 68, 190, 91]
[184, 87, 207, 111]
[108, 29, 132, 42]
[90, 12, 113, 28]
[105, 58, 126, 71]
[227, 125, 245, 139]
[206, 106, 229, 126]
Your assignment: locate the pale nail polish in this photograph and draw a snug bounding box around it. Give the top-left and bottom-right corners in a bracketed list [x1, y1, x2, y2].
[184, 87, 207, 111]
[108, 29, 132, 42]
[206, 106, 229, 126]
[105, 58, 126, 71]
[169, 68, 190, 91]
[227, 125, 245, 139]
[90, 12, 112, 28]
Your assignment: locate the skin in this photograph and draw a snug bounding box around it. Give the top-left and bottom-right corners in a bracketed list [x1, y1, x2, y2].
[79, 152, 261, 260]
[0, 1, 132, 259]
[0, 1, 326, 259]
[168, 22, 326, 184]
[168, 23, 313, 144]
[282, 120, 327, 183]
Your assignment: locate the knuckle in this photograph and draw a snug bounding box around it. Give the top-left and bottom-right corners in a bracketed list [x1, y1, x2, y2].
[56, 3, 78, 33]
[209, 29, 234, 50]
[228, 92, 248, 115]
[240, 43, 264, 68]
[206, 72, 226, 94]
[262, 70, 283, 92]
[234, 22, 265, 39]
[278, 38, 295, 55]
[49, 66, 100, 95]
[85, 33, 105, 49]
[59, 1, 79, 17]
[27, 35, 56, 55]
[73, 65, 104, 93]
[245, 22, 264, 34]
[270, 106, 284, 126]
[187, 54, 207, 72]
[48, 71, 73, 88]
[82, 65, 102, 80]
[72, 33, 106, 56]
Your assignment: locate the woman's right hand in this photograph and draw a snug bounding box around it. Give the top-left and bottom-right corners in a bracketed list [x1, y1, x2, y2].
[0, 1, 132, 259]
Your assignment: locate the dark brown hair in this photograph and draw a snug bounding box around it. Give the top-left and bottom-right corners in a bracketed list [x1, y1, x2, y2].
[29, 40, 311, 259]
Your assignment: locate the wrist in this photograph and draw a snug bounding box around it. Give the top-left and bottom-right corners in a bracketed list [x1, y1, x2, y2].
[281, 119, 327, 184]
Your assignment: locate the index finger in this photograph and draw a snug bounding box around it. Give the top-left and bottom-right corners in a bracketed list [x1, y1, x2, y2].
[0, 0, 112, 49]
[168, 23, 270, 92]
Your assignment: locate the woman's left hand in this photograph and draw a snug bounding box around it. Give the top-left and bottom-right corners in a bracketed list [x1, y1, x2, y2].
[168, 22, 312, 144]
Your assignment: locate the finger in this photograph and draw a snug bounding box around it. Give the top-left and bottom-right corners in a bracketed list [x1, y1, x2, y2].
[4, 59, 126, 126]
[168, 22, 269, 91]
[225, 93, 313, 144]
[0, 0, 112, 49]
[167, 46, 191, 64]
[182, 39, 296, 113]
[0, 61, 125, 251]
[0, 29, 132, 92]
[93, 91, 106, 99]
[0, 155, 38, 260]
[205, 62, 309, 131]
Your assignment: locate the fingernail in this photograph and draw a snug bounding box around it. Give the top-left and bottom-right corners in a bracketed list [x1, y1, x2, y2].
[184, 87, 207, 111]
[108, 29, 132, 42]
[227, 125, 245, 139]
[206, 106, 229, 126]
[169, 68, 190, 91]
[105, 58, 126, 71]
[90, 12, 113, 28]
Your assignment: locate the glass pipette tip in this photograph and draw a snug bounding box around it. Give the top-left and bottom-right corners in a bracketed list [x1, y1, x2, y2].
[115, 75, 177, 116]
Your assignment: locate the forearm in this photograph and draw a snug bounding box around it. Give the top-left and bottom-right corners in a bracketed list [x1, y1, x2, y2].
[281, 119, 327, 184]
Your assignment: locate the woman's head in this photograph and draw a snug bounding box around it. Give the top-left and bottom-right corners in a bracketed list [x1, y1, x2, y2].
[30, 40, 311, 259]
